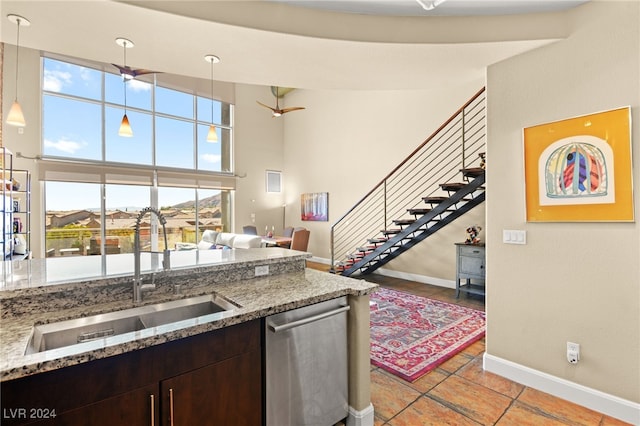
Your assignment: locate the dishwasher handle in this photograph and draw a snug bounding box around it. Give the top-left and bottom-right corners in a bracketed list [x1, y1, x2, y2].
[268, 305, 350, 333]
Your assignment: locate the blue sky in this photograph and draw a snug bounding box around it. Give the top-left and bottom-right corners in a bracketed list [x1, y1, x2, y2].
[41, 58, 226, 211]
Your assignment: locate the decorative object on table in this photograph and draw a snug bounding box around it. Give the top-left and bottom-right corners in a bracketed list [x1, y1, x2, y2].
[267, 226, 274, 238]
[13, 217, 22, 233]
[465, 224, 482, 245]
[523, 107, 633, 222]
[370, 288, 485, 382]
[301, 192, 328, 221]
[13, 234, 27, 255]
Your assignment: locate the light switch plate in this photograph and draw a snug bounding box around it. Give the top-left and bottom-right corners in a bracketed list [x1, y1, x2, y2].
[503, 229, 527, 244]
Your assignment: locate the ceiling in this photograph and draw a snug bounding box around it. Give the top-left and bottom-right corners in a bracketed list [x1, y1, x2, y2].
[268, 0, 588, 16]
[0, 0, 590, 91]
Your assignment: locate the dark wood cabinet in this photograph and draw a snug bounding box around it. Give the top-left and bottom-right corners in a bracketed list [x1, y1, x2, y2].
[161, 350, 262, 426]
[1, 320, 261, 426]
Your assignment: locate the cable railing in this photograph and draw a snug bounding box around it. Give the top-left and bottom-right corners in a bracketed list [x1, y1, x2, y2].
[330, 88, 486, 270]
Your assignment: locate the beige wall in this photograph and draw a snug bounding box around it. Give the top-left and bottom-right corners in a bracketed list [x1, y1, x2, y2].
[233, 84, 286, 235]
[281, 82, 485, 281]
[486, 0, 639, 403]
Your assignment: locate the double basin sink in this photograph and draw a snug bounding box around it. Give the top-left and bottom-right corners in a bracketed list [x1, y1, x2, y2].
[25, 294, 236, 355]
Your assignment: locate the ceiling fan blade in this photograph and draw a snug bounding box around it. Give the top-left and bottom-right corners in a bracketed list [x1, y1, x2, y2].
[112, 64, 161, 78]
[256, 100, 277, 112]
[280, 106, 306, 114]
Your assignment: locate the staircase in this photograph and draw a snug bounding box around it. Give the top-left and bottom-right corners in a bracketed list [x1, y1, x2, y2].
[330, 88, 486, 276]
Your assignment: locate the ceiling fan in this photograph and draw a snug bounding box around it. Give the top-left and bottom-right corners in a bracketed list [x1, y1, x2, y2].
[112, 37, 161, 80]
[257, 86, 305, 117]
[112, 64, 161, 80]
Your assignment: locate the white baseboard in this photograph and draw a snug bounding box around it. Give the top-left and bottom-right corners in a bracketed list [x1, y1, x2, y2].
[484, 353, 640, 425]
[347, 403, 374, 426]
[309, 256, 455, 289]
[373, 267, 456, 289]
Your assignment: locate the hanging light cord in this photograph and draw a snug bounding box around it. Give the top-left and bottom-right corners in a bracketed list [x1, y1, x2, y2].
[14, 17, 22, 102]
[123, 41, 128, 113]
[210, 59, 214, 124]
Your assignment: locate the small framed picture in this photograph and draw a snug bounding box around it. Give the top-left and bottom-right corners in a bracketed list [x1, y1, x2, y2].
[266, 170, 282, 193]
[12, 199, 20, 213]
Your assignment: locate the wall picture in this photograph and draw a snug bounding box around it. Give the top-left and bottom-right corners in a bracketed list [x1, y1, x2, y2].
[523, 107, 633, 222]
[301, 192, 328, 221]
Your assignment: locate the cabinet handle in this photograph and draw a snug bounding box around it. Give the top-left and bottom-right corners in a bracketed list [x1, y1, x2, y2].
[149, 394, 155, 426]
[169, 388, 175, 426]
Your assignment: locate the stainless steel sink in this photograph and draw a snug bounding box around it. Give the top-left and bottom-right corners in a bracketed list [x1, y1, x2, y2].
[138, 295, 235, 328]
[25, 294, 236, 355]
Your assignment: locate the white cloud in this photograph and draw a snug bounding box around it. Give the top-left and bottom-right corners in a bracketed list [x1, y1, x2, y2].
[43, 70, 72, 92]
[44, 138, 87, 154]
[201, 154, 221, 164]
[128, 79, 152, 93]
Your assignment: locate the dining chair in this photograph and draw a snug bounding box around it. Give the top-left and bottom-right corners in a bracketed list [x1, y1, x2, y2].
[290, 229, 310, 252]
[282, 226, 294, 238]
[242, 225, 258, 235]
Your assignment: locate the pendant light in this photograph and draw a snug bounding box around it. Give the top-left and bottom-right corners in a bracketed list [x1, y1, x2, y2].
[6, 14, 30, 127]
[204, 55, 220, 143]
[116, 38, 134, 137]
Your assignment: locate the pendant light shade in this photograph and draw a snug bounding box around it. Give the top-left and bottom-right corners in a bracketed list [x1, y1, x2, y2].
[7, 100, 26, 127]
[116, 37, 134, 137]
[204, 54, 220, 143]
[6, 14, 30, 128]
[207, 125, 218, 143]
[119, 114, 133, 137]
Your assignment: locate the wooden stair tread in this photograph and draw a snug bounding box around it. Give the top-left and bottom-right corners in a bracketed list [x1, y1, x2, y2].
[393, 219, 415, 226]
[407, 208, 431, 215]
[381, 229, 401, 235]
[423, 196, 448, 204]
[440, 182, 467, 191]
[368, 238, 388, 244]
[461, 167, 485, 178]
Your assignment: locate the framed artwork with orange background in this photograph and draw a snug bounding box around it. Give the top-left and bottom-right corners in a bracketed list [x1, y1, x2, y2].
[523, 107, 633, 222]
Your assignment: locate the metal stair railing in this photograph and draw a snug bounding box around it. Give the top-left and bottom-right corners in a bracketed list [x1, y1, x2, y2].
[340, 173, 485, 276]
[330, 87, 486, 272]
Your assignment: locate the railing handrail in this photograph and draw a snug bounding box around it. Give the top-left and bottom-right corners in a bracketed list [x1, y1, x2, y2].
[331, 87, 486, 227]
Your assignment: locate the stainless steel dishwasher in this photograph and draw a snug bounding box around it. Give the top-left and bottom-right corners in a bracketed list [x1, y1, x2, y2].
[265, 296, 350, 426]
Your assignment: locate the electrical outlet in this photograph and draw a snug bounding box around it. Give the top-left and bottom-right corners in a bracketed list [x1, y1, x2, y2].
[567, 342, 580, 364]
[255, 265, 269, 277]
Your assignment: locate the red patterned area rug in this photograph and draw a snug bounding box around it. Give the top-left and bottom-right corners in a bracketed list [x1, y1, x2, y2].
[370, 287, 486, 382]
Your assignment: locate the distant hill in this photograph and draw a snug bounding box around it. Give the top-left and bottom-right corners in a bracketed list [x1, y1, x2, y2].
[171, 193, 221, 209]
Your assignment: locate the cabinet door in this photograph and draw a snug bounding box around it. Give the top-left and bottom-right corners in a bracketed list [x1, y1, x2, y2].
[21, 384, 158, 426]
[161, 349, 262, 426]
[459, 254, 485, 278]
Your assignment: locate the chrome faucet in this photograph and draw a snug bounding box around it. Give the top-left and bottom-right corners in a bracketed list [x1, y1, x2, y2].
[133, 207, 171, 303]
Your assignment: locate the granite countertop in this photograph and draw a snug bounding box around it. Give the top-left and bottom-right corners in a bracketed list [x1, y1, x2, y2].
[1, 266, 377, 382]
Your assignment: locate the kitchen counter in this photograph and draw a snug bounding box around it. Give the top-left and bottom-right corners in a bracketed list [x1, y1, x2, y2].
[0, 250, 377, 382]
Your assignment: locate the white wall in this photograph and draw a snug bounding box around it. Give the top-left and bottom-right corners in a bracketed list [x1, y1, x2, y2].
[486, 0, 639, 407]
[281, 81, 485, 281]
[233, 84, 286, 235]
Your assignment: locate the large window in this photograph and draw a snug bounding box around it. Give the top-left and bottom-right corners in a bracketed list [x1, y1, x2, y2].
[42, 57, 234, 258]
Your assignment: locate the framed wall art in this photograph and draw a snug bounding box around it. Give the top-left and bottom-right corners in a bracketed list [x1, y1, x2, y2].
[301, 192, 328, 221]
[523, 107, 633, 222]
[266, 170, 282, 193]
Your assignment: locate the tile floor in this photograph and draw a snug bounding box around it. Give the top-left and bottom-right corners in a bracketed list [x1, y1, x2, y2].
[306, 262, 632, 426]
